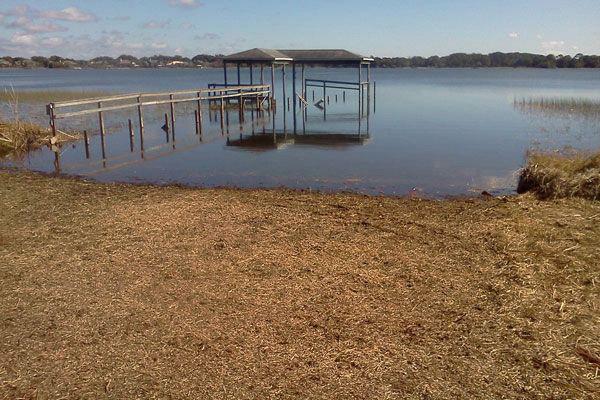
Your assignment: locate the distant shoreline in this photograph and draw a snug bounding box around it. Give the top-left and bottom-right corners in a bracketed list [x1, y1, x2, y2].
[2, 52, 599, 69]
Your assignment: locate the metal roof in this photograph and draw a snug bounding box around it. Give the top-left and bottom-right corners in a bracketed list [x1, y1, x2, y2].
[223, 48, 292, 62]
[223, 48, 373, 63]
[279, 49, 373, 63]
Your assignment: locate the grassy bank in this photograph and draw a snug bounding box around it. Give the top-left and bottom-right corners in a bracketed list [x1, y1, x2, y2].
[519, 149, 600, 200]
[0, 170, 599, 398]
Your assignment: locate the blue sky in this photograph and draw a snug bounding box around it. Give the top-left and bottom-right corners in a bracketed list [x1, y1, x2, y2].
[1, 0, 599, 58]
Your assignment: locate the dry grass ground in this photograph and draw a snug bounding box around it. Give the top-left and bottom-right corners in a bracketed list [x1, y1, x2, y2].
[0, 171, 599, 399]
[519, 149, 600, 200]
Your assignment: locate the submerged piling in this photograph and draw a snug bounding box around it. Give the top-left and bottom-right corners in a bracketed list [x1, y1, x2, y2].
[83, 130, 90, 159]
[128, 119, 134, 152]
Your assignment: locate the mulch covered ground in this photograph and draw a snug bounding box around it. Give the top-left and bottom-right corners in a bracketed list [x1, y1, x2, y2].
[1, 171, 599, 399]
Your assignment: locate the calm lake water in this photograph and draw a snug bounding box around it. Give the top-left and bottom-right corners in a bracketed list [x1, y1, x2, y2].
[2, 68, 600, 196]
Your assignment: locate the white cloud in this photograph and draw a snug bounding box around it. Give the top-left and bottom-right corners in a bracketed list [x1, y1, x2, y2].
[6, 16, 67, 33]
[195, 32, 220, 40]
[152, 42, 168, 49]
[540, 40, 570, 54]
[41, 7, 97, 22]
[143, 20, 170, 29]
[536, 34, 543, 40]
[10, 33, 37, 45]
[541, 40, 565, 50]
[168, 0, 201, 9]
[41, 37, 65, 47]
[508, 32, 519, 39]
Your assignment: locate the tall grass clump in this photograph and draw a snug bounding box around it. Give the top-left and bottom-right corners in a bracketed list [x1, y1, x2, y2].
[518, 149, 600, 200]
[514, 97, 600, 119]
[0, 87, 69, 155]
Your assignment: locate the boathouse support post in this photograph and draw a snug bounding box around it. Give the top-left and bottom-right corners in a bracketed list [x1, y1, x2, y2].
[223, 62, 228, 86]
[301, 64, 305, 99]
[323, 81, 326, 120]
[292, 62, 297, 134]
[250, 63, 253, 85]
[270, 63, 275, 111]
[237, 63, 241, 85]
[367, 62, 371, 114]
[260, 64, 264, 84]
[358, 63, 362, 117]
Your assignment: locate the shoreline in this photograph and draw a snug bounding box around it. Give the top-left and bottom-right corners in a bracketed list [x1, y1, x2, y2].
[1, 170, 598, 398]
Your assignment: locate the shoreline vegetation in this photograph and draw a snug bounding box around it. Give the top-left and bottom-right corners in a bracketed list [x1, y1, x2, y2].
[519, 149, 600, 200]
[1, 170, 599, 398]
[1, 52, 600, 69]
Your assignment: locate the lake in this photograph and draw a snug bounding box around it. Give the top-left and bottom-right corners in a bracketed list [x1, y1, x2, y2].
[2, 67, 600, 197]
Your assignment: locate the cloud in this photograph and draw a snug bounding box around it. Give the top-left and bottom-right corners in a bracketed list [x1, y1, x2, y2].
[6, 16, 67, 33]
[508, 32, 519, 39]
[10, 33, 37, 45]
[41, 36, 65, 47]
[143, 20, 170, 29]
[168, 0, 201, 9]
[195, 32, 220, 40]
[540, 40, 572, 54]
[541, 40, 565, 50]
[41, 7, 97, 22]
[152, 42, 168, 49]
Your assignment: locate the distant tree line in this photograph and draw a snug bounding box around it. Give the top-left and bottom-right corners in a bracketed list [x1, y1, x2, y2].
[1, 52, 600, 69]
[372, 52, 600, 68]
[0, 54, 224, 69]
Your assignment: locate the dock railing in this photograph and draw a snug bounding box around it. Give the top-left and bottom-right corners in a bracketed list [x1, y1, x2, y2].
[46, 84, 271, 140]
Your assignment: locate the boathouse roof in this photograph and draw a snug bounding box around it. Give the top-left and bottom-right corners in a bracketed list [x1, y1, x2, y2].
[224, 48, 373, 64]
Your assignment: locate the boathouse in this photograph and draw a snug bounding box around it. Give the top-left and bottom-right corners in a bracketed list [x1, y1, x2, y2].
[222, 49, 374, 131]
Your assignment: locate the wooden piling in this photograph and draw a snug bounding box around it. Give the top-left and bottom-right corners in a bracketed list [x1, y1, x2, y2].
[49, 104, 57, 138]
[164, 113, 169, 142]
[128, 118, 134, 152]
[219, 96, 224, 131]
[83, 130, 90, 159]
[343, 91, 346, 102]
[197, 91, 203, 135]
[98, 101, 106, 160]
[194, 110, 199, 135]
[137, 95, 144, 140]
[169, 94, 175, 137]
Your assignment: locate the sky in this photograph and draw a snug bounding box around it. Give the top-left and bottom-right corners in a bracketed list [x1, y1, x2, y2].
[1, 0, 599, 58]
